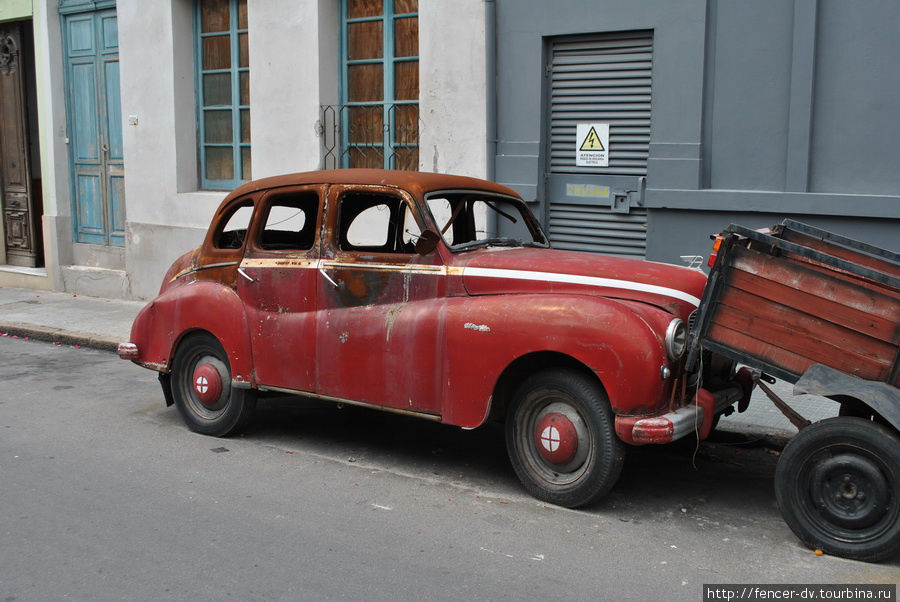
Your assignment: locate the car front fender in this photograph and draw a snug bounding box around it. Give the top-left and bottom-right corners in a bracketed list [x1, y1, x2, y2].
[440, 293, 671, 427]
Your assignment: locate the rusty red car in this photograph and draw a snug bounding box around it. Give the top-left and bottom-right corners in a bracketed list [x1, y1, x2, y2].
[119, 169, 748, 508]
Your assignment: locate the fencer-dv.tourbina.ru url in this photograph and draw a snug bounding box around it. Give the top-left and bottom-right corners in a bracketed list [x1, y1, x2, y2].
[704, 584, 896, 601]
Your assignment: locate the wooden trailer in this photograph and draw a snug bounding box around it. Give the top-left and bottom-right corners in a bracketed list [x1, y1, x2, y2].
[687, 219, 900, 562]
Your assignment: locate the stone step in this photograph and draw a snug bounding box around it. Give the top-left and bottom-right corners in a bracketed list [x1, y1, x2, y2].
[60, 265, 131, 300]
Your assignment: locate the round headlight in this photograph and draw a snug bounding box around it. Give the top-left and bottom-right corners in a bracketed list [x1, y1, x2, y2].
[665, 318, 687, 362]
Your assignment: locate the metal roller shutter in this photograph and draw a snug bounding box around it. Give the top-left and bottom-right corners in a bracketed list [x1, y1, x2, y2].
[546, 31, 653, 257]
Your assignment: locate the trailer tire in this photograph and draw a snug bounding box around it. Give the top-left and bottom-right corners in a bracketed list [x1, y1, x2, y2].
[774, 417, 900, 562]
[506, 369, 625, 508]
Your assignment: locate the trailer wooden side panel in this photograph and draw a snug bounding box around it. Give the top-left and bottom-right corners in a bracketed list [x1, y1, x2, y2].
[694, 222, 900, 388]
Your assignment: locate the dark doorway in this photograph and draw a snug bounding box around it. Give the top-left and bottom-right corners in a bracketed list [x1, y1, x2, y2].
[0, 20, 44, 267]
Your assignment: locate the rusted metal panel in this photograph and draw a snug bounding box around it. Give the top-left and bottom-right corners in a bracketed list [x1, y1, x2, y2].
[457, 247, 705, 317]
[128, 281, 256, 382]
[439, 293, 678, 427]
[237, 259, 319, 392]
[126, 169, 721, 437]
[314, 183, 446, 414]
[222, 169, 521, 205]
[235, 184, 326, 392]
[315, 267, 446, 414]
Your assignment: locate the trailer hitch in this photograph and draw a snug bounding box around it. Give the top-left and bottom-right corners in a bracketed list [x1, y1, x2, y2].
[753, 372, 811, 430]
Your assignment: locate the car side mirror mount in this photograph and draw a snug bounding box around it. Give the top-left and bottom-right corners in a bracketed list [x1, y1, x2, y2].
[415, 230, 441, 255]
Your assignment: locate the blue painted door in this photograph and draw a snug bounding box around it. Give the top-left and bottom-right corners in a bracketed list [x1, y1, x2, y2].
[63, 9, 124, 246]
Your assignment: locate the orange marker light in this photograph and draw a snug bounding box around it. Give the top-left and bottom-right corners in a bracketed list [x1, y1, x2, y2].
[707, 235, 723, 268]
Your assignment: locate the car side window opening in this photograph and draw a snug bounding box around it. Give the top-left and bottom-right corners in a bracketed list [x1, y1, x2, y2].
[259, 192, 319, 251]
[425, 193, 548, 251]
[339, 192, 420, 254]
[214, 202, 254, 249]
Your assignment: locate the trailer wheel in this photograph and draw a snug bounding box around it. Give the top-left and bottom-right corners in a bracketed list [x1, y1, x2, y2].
[774, 417, 900, 562]
[505, 369, 625, 508]
[171, 332, 257, 437]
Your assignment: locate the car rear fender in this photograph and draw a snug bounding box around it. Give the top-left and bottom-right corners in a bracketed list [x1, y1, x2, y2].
[129, 282, 255, 383]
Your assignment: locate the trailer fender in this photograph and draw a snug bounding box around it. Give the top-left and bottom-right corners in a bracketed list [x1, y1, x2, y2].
[794, 364, 900, 431]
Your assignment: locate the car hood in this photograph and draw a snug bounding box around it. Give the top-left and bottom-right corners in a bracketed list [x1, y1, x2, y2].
[455, 247, 706, 318]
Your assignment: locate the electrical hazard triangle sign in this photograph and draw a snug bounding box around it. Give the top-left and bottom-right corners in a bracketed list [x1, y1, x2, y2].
[579, 127, 605, 151]
[575, 123, 609, 167]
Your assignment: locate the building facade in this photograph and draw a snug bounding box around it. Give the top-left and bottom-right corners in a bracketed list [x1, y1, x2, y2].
[0, 0, 896, 300]
[492, 0, 899, 264]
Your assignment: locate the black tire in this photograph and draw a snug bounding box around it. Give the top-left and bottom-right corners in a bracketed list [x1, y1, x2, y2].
[505, 369, 625, 508]
[171, 332, 257, 437]
[774, 416, 900, 562]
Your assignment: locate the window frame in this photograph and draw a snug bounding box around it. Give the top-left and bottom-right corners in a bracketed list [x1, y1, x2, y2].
[423, 190, 550, 252]
[339, 0, 419, 170]
[194, 0, 250, 190]
[336, 190, 423, 255]
[254, 189, 322, 253]
[213, 199, 255, 250]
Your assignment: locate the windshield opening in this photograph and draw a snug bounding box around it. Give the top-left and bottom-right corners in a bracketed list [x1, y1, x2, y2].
[425, 191, 549, 252]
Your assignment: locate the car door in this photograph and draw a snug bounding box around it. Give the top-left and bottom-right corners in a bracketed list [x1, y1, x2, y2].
[236, 185, 324, 392]
[316, 184, 446, 415]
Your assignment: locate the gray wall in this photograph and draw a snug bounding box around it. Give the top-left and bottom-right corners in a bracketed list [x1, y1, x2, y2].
[494, 0, 899, 262]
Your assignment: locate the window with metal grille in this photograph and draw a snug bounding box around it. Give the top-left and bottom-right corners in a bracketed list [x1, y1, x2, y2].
[195, 0, 249, 190]
[335, 0, 419, 170]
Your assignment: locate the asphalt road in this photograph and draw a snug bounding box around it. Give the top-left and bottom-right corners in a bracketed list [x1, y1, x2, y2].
[1, 337, 897, 600]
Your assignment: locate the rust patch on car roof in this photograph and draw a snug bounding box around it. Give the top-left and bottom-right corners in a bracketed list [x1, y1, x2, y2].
[221, 169, 520, 207]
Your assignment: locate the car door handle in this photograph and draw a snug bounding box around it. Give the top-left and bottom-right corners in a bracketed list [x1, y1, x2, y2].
[237, 267, 255, 283]
[319, 267, 339, 288]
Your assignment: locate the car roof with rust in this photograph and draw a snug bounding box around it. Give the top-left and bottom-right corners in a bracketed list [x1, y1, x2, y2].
[224, 169, 520, 202]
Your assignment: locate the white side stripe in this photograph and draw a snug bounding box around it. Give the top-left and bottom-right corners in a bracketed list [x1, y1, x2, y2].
[462, 267, 701, 307]
[240, 259, 701, 306]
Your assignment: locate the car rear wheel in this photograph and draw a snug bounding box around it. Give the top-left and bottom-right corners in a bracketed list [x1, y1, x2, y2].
[505, 369, 625, 508]
[171, 332, 256, 437]
[774, 417, 900, 562]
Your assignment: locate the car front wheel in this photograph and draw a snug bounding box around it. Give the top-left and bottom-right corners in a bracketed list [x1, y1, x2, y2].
[506, 369, 626, 508]
[171, 332, 257, 437]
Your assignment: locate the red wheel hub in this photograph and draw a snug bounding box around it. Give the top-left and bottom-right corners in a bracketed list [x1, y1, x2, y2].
[192, 363, 223, 405]
[535, 412, 579, 465]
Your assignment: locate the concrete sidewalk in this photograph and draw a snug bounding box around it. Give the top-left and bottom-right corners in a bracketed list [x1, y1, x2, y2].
[0, 286, 144, 351]
[0, 285, 837, 436]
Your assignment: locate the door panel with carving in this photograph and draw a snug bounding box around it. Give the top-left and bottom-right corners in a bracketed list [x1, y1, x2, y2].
[0, 22, 43, 267]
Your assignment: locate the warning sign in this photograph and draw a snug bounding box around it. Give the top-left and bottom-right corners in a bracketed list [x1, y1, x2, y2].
[580, 127, 605, 151]
[575, 123, 609, 167]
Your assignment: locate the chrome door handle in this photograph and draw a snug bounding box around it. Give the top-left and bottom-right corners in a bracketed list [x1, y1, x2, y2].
[319, 267, 339, 288]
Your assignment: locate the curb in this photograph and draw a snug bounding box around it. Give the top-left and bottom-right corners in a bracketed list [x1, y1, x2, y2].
[0, 322, 120, 352]
[715, 424, 794, 451]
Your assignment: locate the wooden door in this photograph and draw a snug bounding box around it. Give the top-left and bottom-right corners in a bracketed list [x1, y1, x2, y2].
[0, 22, 42, 267]
[62, 9, 124, 246]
